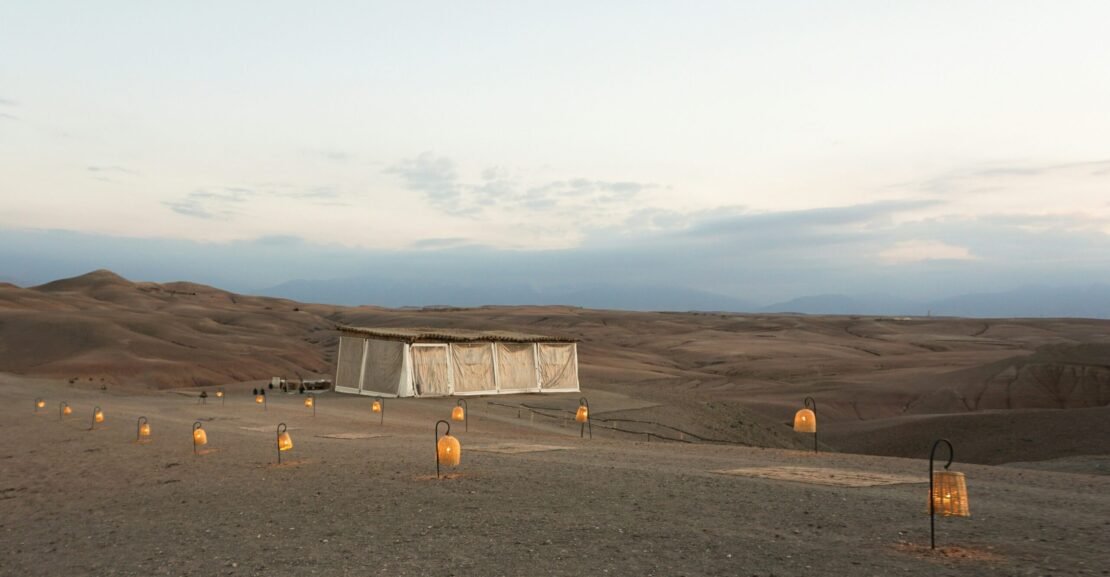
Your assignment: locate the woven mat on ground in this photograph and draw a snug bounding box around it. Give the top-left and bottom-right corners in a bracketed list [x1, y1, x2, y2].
[714, 466, 925, 487]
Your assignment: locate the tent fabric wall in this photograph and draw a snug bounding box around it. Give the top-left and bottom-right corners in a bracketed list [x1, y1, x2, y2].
[496, 342, 540, 392]
[538, 343, 579, 391]
[411, 345, 451, 397]
[450, 343, 497, 394]
[362, 339, 405, 396]
[336, 336, 367, 391]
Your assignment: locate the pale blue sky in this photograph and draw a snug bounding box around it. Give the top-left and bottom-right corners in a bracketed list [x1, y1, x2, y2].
[2, 1, 1110, 305]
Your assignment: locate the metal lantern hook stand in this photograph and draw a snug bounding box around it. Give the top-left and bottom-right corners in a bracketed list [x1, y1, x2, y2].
[90, 406, 102, 431]
[277, 423, 288, 464]
[435, 420, 450, 479]
[192, 422, 204, 455]
[136, 416, 149, 442]
[929, 438, 954, 550]
[579, 397, 592, 439]
[199, 391, 208, 404]
[59, 401, 68, 420]
[804, 396, 818, 453]
[376, 397, 385, 426]
[218, 388, 225, 406]
[457, 399, 468, 432]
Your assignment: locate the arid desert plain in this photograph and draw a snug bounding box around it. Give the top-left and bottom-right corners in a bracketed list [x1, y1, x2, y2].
[1, 271, 1108, 576]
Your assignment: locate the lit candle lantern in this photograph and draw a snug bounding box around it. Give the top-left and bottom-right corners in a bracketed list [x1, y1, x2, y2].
[451, 399, 468, 432]
[793, 397, 818, 453]
[435, 420, 461, 478]
[276, 423, 293, 464]
[576, 397, 592, 439]
[927, 439, 970, 549]
[372, 400, 382, 413]
[192, 422, 207, 454]
[35, 398, 46, 411]
[136, 416, 151, 442]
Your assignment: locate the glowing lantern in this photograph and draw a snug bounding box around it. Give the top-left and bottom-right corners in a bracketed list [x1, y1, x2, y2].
[435, 420, 461, 478]
[793, 397, 818, 453]
[305, 394, 315, 416]
[276, 423, 293, 463]
[928, 439, 970, 549]
[60, 402, 72, 419]
[35, 398, 46, 412]
[576, 397, 592, 439]
[192, 421, 207, 454]
[216, 388, 225, 406]
[451, 399, 468, 431]
[136, 416, 151, 442]
[90, 406, 105, 430]
[372, 397, 384, 425]
[255, 394, 265, 404]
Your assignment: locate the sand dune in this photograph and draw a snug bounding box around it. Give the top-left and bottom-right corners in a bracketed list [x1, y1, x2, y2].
[2, 270, 1108, 464]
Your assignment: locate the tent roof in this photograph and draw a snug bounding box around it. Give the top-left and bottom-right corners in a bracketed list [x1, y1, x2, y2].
[337, 325, 577, 344]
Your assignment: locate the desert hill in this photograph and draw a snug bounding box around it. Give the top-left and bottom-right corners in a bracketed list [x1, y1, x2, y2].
[1, 270, 1108, 463]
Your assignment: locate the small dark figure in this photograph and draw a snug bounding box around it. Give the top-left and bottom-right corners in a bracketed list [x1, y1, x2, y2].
[252, 388, 258, 395]
[268, 382, 274, 390]
[261, 389, 266, 396]
[199, 391, 208, 404]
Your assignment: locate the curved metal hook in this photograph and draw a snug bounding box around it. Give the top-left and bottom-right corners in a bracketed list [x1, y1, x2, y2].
[436, 419, 451, 439]
[457, 398, 467, 408]
[456, 399, 468, 431]
[136, 416, 148, 441]
[579, 397, 589, 409]
[59, 401, 69, 419]
[804, 396, 816, 411]
[193, 421, 203, 432]
[930, 438, 954, 470]
[192, 421, 204, 455]
[277, 422, 288, 435]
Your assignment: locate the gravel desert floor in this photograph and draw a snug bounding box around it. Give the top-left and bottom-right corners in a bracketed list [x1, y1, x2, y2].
[2, 375, 1107, 577]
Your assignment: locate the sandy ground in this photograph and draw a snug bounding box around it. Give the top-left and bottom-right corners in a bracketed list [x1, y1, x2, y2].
[2, 375, 1107, 577]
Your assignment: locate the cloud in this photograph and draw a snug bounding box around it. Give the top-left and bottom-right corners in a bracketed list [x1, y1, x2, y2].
[0, 112, 16, 121]
[409, 237, 473, 249]
[162, 183, 347, 220]
[878, 240, 977, 264]
[385, 152, 658, 221]
[87, 165, 140, 176]
[0, 97, 16, 107]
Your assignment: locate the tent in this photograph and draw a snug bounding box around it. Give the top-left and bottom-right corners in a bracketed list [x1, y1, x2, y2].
[333, 326, 580, 397]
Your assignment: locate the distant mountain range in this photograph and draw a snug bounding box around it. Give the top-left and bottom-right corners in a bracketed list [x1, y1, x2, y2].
[256, 277, 1110, 318]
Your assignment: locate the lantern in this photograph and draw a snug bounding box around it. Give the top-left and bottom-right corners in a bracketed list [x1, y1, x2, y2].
[60, 402, 72, 419]
[372, 397, 384, 425]
[192, 422, 207, 454]
[90, 406, 105, 430]
[576, 397, 592, 439]
[276, 423, 293, 464]
[255, 394, 265, 404]
[793, 397, 818, 452]
[136, 416, 151, 442]
[928, 439, 970, 549]
[35, 398, 46, 412]
[216, 388, 225, 406]
[452, 399, 468, 431]
[305, 394, 315, 417]
[435, 420, 461, 478]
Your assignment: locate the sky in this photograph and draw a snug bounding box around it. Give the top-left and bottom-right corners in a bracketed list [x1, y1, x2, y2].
[2, 1, 1110, 306]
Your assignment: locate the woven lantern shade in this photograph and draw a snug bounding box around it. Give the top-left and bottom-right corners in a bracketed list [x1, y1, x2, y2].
[372, 400, 382, 413]
[929, 471, 970, 517]
[575, 405, 589, 423]
[139, 422, 151, 438]
[304, 396, 314, 408]
[137, 416, 151, 441]
[255, 395, 265, 404]
[793, 408, 816, 433]
[94, 408, 105, 424]
[62, 404, 72, 416]
[451, 405, 465, 421]
[278, 431, 293, 452]
[36, 398, 46, 410]
[215, 390, 224, 398]
[193, 425, 207, 447]
[437, 434, 461, 467]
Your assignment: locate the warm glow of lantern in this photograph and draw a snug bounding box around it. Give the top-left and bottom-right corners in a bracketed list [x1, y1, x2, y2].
[215, 391, 224, 398]
[304, 397, 314, 408]
[575, 405, 588, 423]
[255, 395, 264, 404]
[63, 405, 73, 416]
[139, 423, 151, 437]
[94, 409, 105, 423]
[36, 399, 46, 409]
[372, 400, 382, 413]
[793, 408, 816, 433]
[437, 434, 461, 467]
[929, 471, 970, 517]
[278, 431, 293, 451]
[451, 406, 465, 421]
[193, 427, 208, 446]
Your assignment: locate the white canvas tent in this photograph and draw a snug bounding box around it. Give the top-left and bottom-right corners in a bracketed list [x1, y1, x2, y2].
[333, 326, 580, 397]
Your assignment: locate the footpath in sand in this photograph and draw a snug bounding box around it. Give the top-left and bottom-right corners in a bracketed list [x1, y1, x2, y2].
[1, 374, 1107, 577]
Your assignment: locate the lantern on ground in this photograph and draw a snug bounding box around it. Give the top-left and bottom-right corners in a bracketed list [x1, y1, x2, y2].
[452, 399, 468, 432]
[192, 422, 207, 455]
[216, 389, 225, 406]
[256, 391, 267, 410]
[136, 416, 151, 442]
[276, 423, 293, 464]
[35, 398, 45, 412]
[793, 397, 818, 453]
[928, 439, 970, 549]
[60, 401, 72, 419]
[576, 397, 592, 439]
[305, 394, 315, 417]
[435, 420, 461, 478]
[90, 406, 105, 430]
[372, 397, 384, 425]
